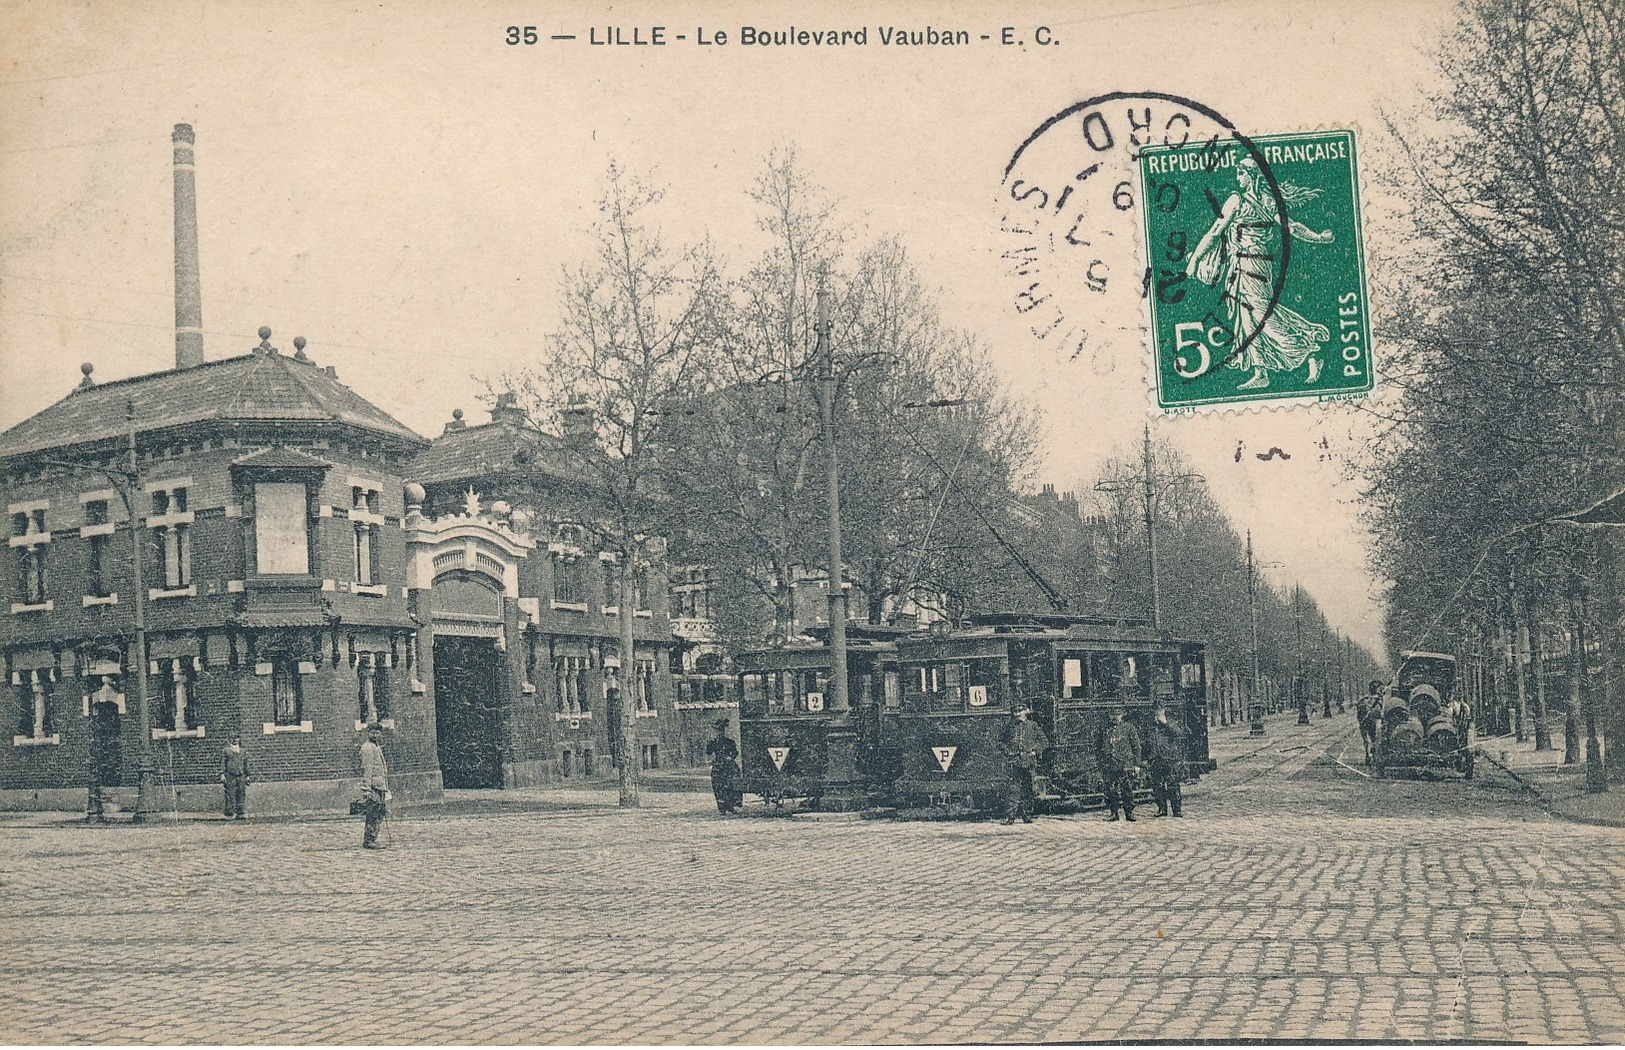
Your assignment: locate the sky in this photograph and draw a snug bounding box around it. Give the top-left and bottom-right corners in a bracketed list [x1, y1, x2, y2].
[0, 0, 1462, 661]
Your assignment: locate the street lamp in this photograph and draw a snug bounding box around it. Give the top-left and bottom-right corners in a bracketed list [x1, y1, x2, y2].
[43, 398, 157, 823]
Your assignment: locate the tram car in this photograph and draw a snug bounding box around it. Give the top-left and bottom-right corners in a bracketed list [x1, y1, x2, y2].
[892, 612, 1211, 811]
[735, 625, 906, 809]
[1372, 650, 1474, 778]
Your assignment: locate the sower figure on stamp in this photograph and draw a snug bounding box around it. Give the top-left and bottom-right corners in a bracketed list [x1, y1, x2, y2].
[221, 736, 250, 820]
[358, 725, 390, 849]
[1001, 704, 1049, 825]
[1097, 707, 1142, 822]
[1186, 156, 1335, 391]
[1148, 704, 1186, 817]
[706, 718, 743, 815]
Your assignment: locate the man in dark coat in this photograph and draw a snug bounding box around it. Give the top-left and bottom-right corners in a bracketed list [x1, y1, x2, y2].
[1000, 705, 1050, 825]
[706, 719, 743, 815]
[1147, 704, 1186, 817]
[1097, 707, 1142, 822]
[86, 686, 122, 824]
[221, 736, 251, 819]
[1357, 678, 1383, 765]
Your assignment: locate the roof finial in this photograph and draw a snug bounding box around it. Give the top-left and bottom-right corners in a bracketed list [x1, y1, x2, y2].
[292, 335, 309, 362]
[76, 362, 95, 391]
[255, 326, 276, 355]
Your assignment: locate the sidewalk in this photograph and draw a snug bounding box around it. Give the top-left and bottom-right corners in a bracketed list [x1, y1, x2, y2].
[1479, 724, 1624, 828]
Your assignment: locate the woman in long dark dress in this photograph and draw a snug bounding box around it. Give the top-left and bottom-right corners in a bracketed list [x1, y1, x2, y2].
[706, 719, 743, 815]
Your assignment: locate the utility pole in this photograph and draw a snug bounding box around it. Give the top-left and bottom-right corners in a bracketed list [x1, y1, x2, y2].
[1294, 584, 1310, 725]
[1095, 423, 1203, 628]
[1247, 531, 1265, 737]
[127, 401, 157, 821]
[813, 271, 849, 716]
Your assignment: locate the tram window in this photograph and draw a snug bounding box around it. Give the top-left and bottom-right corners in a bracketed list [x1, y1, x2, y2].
[1088, 654, 1122, 700]
[1061, 657, 1086, 699]
[741, 674, 769, 714]
[1153, 655, 1178, 700]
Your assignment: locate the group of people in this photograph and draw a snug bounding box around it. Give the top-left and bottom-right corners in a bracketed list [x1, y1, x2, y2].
[207, 726, 392, 849]
[1003, 703, 1189, 824]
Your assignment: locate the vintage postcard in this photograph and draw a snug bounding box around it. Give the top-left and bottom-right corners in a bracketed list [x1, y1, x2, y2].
[1, 0, 1621, 1045]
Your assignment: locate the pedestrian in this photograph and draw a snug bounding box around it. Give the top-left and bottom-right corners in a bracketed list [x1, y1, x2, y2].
[706, 718, 743, 815]
[1000, 704, 1050, 825]
[1147, 704, 1186, 817]
[358, 725, 390, 849]
[1097, 707, 1142, 822]
[221, 736, 250, 819]
[1358, 679, 1384, 765]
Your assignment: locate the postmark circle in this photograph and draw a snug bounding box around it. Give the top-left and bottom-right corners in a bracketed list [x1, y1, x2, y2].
[998, 92, 1291, 379]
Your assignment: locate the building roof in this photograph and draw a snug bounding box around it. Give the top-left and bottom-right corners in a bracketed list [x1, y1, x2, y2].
[0, 344, 425, 460]
[411, 417, 586, 487]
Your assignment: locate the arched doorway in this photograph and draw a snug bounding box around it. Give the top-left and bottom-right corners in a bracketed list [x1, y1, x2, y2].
[429, 571, 508, 789]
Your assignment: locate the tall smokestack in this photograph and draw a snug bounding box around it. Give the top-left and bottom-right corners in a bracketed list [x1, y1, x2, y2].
[172, 123, 204, 369]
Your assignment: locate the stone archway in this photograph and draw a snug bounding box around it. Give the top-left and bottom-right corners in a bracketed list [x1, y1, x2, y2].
[405, 498, 535, 790]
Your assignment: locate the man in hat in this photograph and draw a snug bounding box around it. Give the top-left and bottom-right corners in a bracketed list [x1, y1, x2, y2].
[1147, 704, 1186, 817]
[1001, 704, 1049, 825]
[1097, 707, 1142, 821]
[358, 725, 390, 848]
[220, 736, 251, 819]
[706, 718, 743, 815]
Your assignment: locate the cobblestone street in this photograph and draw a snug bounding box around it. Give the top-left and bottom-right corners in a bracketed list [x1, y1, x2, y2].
[2, 713, 1621, 1045]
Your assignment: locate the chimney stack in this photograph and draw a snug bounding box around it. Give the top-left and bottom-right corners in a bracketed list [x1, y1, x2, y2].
[172, 124, 205, 370]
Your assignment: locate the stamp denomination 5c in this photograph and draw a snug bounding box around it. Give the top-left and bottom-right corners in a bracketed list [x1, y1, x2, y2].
[1138, 129, 1373, 410]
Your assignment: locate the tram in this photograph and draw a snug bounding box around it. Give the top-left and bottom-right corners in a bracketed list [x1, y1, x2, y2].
[735, 625, 906, 809]
[892, 612, 1211, 811]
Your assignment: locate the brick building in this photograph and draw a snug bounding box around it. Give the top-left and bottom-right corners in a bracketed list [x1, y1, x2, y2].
[0, 333, 435, 812]
[0, 123, 689, 812]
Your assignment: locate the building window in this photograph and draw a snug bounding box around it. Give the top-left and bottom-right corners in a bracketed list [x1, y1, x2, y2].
[153, 658, 201, 731]
[271, 656, 303, 725]
[11, 508, 49, 605]
[635, 658, 656, 713]
[561, 749, 573, 778]
[602, 559, 618, 611]
[255, 482, 310, 575]
[13, 670, 54, 740]
[84, 499, 112, 598]
[641, 743, 660, 770]
[351, 486, 381, 585]
[634, 567, 649, 612]
[357, 652, 389, 724]
[670, 567, 713, 620]
[553, 556, 586, 606]
[555, 655, 589, 715]
[151, 487, 192, 589]
[582, 747, 595, 776]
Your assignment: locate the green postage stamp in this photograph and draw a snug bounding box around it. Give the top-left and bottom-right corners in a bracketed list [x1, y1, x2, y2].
[1137, 129, 1372, 410]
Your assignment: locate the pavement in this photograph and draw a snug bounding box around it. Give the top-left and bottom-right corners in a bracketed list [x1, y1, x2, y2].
[2, 708, 1622, 1045]
[1476, 722, 1625, 828]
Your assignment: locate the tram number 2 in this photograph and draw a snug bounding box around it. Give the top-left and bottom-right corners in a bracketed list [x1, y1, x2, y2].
[1171, 318, 1232, 379]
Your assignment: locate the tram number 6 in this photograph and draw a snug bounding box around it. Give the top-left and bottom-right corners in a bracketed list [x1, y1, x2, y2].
[1172, 322, 1222, 378]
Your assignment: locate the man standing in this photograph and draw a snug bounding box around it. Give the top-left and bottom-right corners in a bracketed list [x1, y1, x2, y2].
[706, 718, 743, 815]
[1147, 705, 1186, 817]
[1358, 679, 1384, 765]
[1001, 705, 1049, 825]
[221, 736, 250, 820]
[1098, 707, 1142, 822]
[358, 725, 390, 849]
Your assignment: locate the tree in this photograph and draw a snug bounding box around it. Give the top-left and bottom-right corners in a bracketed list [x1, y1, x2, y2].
[513, 162, 722, 808]
[1363, 0, 1624, 782]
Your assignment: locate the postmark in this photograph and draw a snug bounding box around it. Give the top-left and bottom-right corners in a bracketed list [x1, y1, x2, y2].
[1138, 129, 1373, 410]
[998, 92, 1291, 380]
